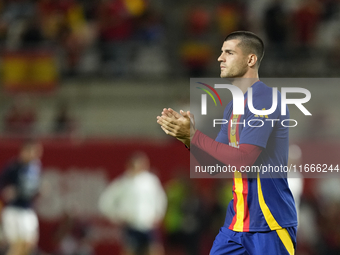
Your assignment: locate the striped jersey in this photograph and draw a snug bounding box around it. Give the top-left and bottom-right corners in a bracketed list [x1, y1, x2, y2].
[215, 81, 297, 232]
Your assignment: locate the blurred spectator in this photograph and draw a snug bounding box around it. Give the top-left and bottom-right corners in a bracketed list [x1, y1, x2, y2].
[132, 8, 168, 77]
[321, 0, 339, 21]
[0, 0, 339, 78]
[135, 9, 164, 43]
[97, 0, 134, 43]
[4, 96, 37, 136]
[186, 7, 210, 37]
[59, 0, 92, 76]
[21, 16, 45, 48]
[164, 173, 206, 255]
[263, 0, 289, 59]
[53, 212, 94, 255]
[262, 0, 292, 75]
[180, 40, 213, 77]
[215, 0, 247, 37]
[294, 0, 322, 48]
[98, 152, 167, 255]
[37, 0, 65, 40]
[37, 0, 92, 76]
[97, 0, 146, 76]
[52, 102, 76, 136]
[1, 0, 36, 49]
[180, 6, 213, 77]
[0, 140, 43, 255]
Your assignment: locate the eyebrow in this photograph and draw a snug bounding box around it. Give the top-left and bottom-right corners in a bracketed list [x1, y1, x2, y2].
[221, 49, 236, 53]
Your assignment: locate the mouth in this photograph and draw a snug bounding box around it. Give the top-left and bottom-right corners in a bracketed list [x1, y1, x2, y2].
[220, 66, 226, 69]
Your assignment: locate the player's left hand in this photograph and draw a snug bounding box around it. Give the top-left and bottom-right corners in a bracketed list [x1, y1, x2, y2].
[157, 108, 196, 148]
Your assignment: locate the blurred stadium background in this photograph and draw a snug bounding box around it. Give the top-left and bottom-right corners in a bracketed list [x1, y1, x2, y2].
[0, 0, 339, 254]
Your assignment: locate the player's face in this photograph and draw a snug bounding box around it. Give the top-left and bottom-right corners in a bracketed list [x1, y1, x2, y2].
[22, 143, 43, 162]
[132, 156, 150, 171]
[218, 39, 249, 78]
[31, 144, 43, 160]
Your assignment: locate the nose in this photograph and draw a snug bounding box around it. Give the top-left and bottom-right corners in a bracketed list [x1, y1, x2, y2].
[218, 53, 224, 62]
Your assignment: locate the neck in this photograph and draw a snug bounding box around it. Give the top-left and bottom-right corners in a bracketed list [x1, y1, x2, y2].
[232, 70, 259, 94]
[231, 77, 259, 94]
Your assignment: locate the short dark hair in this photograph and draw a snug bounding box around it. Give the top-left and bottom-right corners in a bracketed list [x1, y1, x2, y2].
[127, 151, 149, 167]
[224, 31, 265, 67]
[21, 139, 40, 149]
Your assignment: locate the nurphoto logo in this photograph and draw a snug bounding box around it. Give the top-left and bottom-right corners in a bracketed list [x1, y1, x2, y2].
[198, 82, 312, 128]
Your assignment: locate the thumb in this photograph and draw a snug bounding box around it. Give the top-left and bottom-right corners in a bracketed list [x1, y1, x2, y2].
[187, 111, 195, 125]
[180, 110, 190, 119]
[188, 111, 195, 119]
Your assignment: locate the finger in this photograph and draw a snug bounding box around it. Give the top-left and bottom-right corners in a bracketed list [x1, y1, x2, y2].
[161, 125, 177, 134]
[179, 110, 191, 120]
[190, 113, 196, 126]
[160, 122, 177, 133]
[158, 115, 172, 123]
[157, 117, 177, 131]
[179, 110, 187, 116]
[162, 109, 176, 119]
[187, 111, 195, 123]
[159, 118, 178, 133]
[157, 116, 167, 126]
[188, 111, 194, 119]
[168, 108, 182, 119]
[156, 116, 165, 124]
[159, 115, 178, 125]
[162, 108, 178, 119]
[161, 126, 176, 137]
[160, 125, 168, 134]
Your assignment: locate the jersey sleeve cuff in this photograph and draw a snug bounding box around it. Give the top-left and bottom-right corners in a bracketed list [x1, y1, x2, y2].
[191, 129, 202, 147]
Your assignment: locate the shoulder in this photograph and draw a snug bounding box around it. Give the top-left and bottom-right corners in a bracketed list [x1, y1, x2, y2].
[107, 174, 127, 187]
[140, 171, 158, 180]
[2, 159, 22, 173]
[251, 81, 276, 98]
[245, 81, 283, 118]
[249, 81, 280, 106]
[140, 171, 162, 185]
[0, 160, 22, 185]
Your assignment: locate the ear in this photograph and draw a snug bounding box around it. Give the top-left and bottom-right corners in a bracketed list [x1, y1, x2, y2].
[248, 54, 257, 67]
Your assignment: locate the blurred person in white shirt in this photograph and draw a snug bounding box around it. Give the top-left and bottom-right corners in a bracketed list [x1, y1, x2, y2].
[98, 152, 167, 255]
